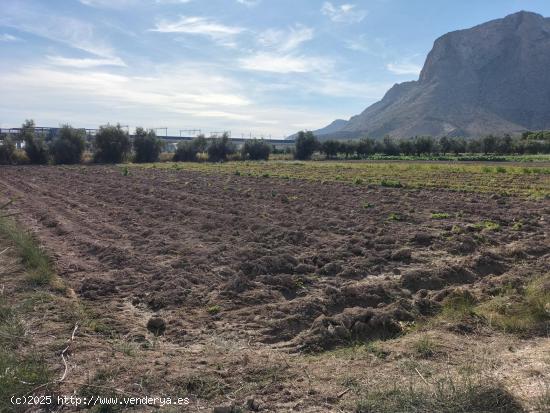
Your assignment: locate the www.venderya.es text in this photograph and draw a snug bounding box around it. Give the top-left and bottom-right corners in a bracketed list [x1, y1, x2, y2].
[11, 395, 190, 408]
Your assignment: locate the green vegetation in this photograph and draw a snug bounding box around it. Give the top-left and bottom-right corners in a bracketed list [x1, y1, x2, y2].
[241, 139, 271, 161]
[387, 213, 402, 221]
[173, 139, 201, 162]
[355, 378, 522, 413]
[294, 131, 318, 160]
[473, 221, 501, 231]
[50, 124, 86, 165]
[93, 124, 131, 163]
[130, 160, 550, 198]
[207, 305, 221, 315]
[476, 274, 549, 334]
[207, 133, 236, 162]
[133, 127, 162, 163]
[0, 215, 55, 287]
[0, 216, 55, 409]
[0, 137, 16, 165]
[431, 212, 451, 219]
[21, 119, 49, 164]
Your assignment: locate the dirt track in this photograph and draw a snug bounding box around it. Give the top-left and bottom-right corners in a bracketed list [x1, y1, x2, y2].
[1, 165, 548, 351]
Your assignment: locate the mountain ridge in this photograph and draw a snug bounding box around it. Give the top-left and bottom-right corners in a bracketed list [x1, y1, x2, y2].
[300, 11, 550, 140]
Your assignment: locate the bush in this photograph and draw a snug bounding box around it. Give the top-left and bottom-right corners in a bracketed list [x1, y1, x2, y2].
[321, 140, 340, 159]
[50, 125, 85, 165]
[21, 120, 49, 164]
[93, 124, 131, 163]
[241, 139, 271, 161]
[207, 133, 235, 162]
[174, 140, 199, 162]
[294, 131, 318, 160]
[357, 138, 375, 157]
[133, 127, 162, 163]
[0, 137, 16, 165]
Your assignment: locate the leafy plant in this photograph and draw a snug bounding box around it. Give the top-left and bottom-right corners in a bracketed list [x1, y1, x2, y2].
[133, 127, 162, 163]
[50, 125, 86, 165]
[93, 124, 131, 163]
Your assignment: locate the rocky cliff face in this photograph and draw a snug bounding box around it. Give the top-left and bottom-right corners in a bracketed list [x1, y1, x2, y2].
[314, 11, 550, 139]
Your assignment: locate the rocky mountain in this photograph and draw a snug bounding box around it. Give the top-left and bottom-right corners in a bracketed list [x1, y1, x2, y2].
[305, 11, 550, 140]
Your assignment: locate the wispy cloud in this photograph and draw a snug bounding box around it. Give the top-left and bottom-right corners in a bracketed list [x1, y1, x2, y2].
[321, 2, 367, 23]
[150, 16, 244, 47]
[0, 33, 19, 42]
[47, 55, 127, 68]
[151, 16, 244, 36]
[1, 3, 118, 58]
[236, 0, 260, 6]
[258, 24, 314, 52]
[386, 61, 422, 75]
[239, 52, 331, 74]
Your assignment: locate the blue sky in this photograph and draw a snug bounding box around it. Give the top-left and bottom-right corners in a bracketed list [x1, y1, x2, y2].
[1, 0, 549, 138]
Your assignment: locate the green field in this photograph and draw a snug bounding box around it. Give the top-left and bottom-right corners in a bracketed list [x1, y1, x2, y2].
[131, 160, 550, 198]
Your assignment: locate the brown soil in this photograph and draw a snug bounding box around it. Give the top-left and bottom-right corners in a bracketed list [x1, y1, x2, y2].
[0, 165, 548, 412]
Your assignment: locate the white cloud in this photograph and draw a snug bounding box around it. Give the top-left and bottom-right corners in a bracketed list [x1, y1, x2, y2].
[258, 24, 314, 52]
[47, 55, 127, 68]
[0, 33, 18, 42]
[321, 2, 367, 23]
[1, 4, 118, 58]
[0, 63, 349, 136]
[386, 62, 422, 75]
[236, 0, 260, 6]
[239, 52, 331, 74]
[150, 16, 244, 47]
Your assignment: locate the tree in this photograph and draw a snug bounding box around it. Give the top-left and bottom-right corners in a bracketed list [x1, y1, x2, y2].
[133, 127, 162, 163]
[481, 135, 497, 155]
[0, 137, 16, 165]
[320, 140, 340, 159]
[413, 136, 434, 156]
[50, 125, 86, 164]
[173, 141, 199, 162]
[340, 141, 357, 158]
[21, 120, 49, 164]
[241, 139, 271, 161]
[207, 133, 235, 162]
[193, 135, 208, 153]
[439, 136, 451, 155]
[294, 131, 318, 160]
[398, 139, 415, 156]
[356, 138, 375, 157]
[93, 124, 131, 163]
[382, 136, 400, 156]
[450, 137, 467, 155]
[496, 134, 513, 155]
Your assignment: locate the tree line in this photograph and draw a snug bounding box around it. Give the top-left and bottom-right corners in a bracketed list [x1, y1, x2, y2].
[1, 120, 549, 165]
[0, 120, 273, 165]
[293, 131, 550, 160]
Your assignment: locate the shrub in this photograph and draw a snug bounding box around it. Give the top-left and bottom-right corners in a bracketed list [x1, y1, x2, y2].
[133, 127, 162, 163]
[0, 137, 16, 165]
[356, 138, 375, 157]
[320, 140, 340, 159]
[207, 133, 235, 162]
[93, 124, 131, 163]
[50, 125, 85, 165]
[21, 120, 49, 164]
[294, 131, 318, 160]
[174, 140, 199, 162]
[241, 139, 271, 161]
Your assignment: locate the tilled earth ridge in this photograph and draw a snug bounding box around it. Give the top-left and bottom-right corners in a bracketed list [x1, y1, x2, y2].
[0, 165, 548, 352]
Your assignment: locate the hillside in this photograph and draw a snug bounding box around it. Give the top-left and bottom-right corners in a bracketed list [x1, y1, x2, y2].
[307, 11, 550, 140]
